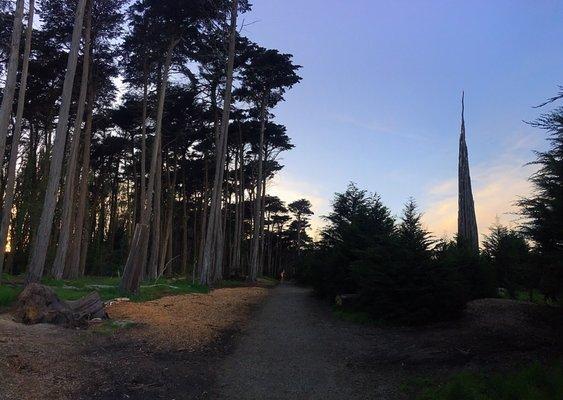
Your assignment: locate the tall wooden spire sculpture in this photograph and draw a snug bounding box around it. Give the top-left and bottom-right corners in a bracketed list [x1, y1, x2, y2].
[457, 92, 479, 252]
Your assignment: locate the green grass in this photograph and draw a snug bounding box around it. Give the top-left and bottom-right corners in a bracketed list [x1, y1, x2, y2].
[404, 361, 563, 400]
[217, 276, 278, 288]
[498, 289, 563, 307]
[0, 274, 208, 307]
[91, 319, 138, 335]
[0, 285, 20, 307]
[258, 276, 279, 287]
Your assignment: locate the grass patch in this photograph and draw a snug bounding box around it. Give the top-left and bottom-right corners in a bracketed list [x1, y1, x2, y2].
[0, 285, 21, 307]
[498, 289, 550, 305]
[217, 277, 279, 288]
[404, 361, 563, 400]
[258, 276, 278, 287]
[91, 319, 138, 336]
[217, 279, 248, 288]
[0, 275, 208, 307]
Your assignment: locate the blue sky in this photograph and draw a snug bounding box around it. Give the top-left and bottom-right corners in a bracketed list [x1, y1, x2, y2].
[242, 0, 563, 238]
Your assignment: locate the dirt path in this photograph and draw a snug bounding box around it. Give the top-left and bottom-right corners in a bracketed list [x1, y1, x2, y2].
[214, 284, 401, 399]
[213, 283, 562, 400]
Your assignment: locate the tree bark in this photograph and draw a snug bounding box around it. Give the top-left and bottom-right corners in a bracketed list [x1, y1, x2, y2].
[147, 145, 162, 280]
[0, 0, 35, 283]
[249, 96, 267, 281]
[159, 167, 176, 276]
[67, 86, 94, 279]
[181, 187, 188, 275]
[232, 131, 244, 276]
[15, 283, 107, 327]
[139, 59, 148, 222]
[200, 0, 239, 285]
[0, 0, 25, 164]
[53, 2, 92, 279]
[120, 38, 178, 294]
[25, 0, 87, 284]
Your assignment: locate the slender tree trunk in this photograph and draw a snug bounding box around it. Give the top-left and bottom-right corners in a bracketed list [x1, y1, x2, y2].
[53, 3, 92, 279]
[249, 96, 267, 281]
[139, 59, 148, 222]
[296, 214, 302, 256]
[233, 134, 244, 276]
[0, 0, 24, 163]
[0, 0, 35, 283]
[159, 165, 176, 276]
[148, 146, 162, 279]
[67, 86, 94, 278]
[25, 0, 87, 284]
[181, 187, 188, 274]
[200, 0, 239, 285]
[120, 38, 178, 294]
[197, 158, 208, 274]
[258, 173, 267, 274]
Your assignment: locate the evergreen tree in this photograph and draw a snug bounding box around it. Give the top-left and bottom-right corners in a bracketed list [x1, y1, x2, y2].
[483, 222, 532, 299]
[518, 88, 563, 300]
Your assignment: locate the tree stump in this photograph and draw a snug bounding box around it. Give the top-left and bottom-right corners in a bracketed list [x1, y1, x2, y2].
[14, 283, 107, 327]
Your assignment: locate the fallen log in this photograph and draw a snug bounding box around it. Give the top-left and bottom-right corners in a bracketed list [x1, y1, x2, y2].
[14, 283, 108, 327]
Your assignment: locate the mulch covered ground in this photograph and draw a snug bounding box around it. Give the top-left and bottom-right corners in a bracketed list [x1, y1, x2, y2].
[0, 286, 269, 400]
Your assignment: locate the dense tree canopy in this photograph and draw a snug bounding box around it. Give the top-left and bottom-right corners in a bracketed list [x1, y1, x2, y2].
[0, 0, 306, 290]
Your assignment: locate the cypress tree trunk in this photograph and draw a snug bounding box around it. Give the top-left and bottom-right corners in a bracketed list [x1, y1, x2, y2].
[26, 0, 87, 284]
[197, 158, 208, 276]
[53, 2, 92, 279]
[140, 59, 148, 222]
[120, 38, 178, 294]
[67, 86, 94, 278]
[0, 0, 24, 163]
[200, 0, 239, 285]
[148, 146, 162, 280]
[181, 187, 188, 275]
[249, 97, 267, 281]
[457, 92, 479, 253]
[0, 0, 35, 282]
[159, 167, 176, 277]
[232, 133, 244, 276]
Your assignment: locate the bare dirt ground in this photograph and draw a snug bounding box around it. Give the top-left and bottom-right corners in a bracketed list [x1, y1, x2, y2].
[0, 283, 561, 400]
[0, 286, 268, 400]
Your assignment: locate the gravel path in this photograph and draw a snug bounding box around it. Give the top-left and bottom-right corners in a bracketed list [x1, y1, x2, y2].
[214, 283, 400, 400]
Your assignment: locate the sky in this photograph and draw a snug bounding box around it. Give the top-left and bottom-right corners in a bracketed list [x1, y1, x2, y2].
[241, 0, 563, 240]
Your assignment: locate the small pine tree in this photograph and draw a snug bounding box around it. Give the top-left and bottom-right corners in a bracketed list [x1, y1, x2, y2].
[353, 197, 465, 325]
[397, 198, 433, 262]
[482, 222, 532, 298]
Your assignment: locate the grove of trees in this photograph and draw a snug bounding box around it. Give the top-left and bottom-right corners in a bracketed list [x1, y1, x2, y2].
[0, 0, 309, 292]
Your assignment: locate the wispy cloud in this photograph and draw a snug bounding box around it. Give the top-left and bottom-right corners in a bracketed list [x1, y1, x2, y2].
[333, 114, 426, 141]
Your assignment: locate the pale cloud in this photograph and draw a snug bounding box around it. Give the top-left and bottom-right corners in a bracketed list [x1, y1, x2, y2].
[422, 136, 537, 242]
[333, 114, 395, 134]
[267, 172, 330, 239]
[333, 114, 427, 141]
